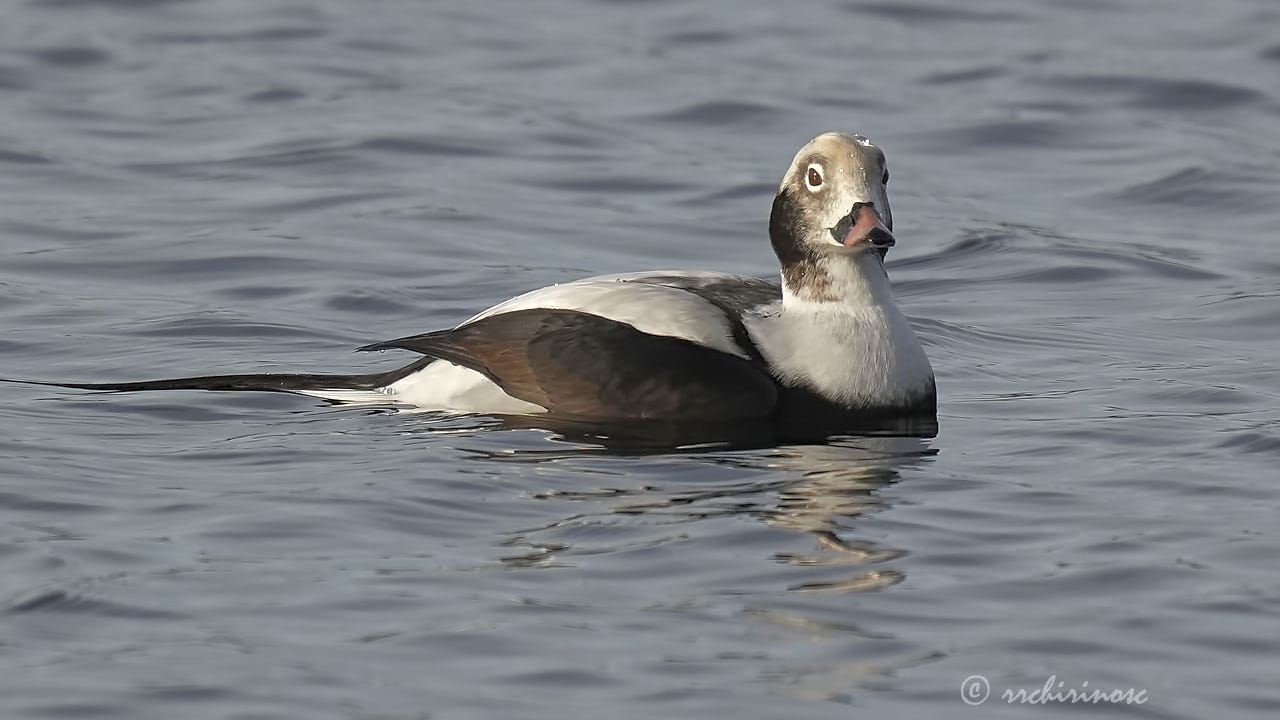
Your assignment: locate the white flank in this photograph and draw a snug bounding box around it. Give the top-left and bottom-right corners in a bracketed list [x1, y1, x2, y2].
[381, 360, 546, 414]
[293, 388, 399, 404]
[295, 363, 545, 414]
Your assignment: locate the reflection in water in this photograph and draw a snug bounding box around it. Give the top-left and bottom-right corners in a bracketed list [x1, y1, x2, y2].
[734, 439, 931, 593]
[495, 413, 939, 453]
[469, 434, 937, 593]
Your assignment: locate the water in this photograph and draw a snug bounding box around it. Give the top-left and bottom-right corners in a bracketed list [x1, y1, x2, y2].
[1, 0, 1278, 717]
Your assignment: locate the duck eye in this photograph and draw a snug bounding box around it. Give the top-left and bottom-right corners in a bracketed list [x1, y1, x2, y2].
[882, 169, 889, 185]
[806, 165, 823, 189]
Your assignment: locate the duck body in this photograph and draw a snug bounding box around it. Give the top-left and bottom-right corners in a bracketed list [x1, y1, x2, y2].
[363, 266, 935, 430]
[357, 131, 937, 431]
[26, 132, 937, 439]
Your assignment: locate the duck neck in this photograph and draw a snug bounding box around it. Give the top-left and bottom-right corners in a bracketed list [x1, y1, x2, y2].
[780, 251, 895, 311]
[760, 250, 935, 413]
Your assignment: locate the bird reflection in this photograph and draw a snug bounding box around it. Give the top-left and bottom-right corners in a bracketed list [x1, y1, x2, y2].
[466, 429, 937, 592]
[713, 438, 930, 592]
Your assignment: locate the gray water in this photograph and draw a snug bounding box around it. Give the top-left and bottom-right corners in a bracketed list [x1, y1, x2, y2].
[1, 0, 1278, 717]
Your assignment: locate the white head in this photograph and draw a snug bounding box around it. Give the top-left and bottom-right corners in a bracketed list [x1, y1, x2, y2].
[768, 132, 895, 303]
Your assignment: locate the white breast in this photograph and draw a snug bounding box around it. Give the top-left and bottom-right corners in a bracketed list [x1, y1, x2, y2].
[746, 300, 934, 408]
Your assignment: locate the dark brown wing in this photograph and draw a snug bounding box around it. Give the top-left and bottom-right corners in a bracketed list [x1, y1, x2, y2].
[359, 308, 777, 422]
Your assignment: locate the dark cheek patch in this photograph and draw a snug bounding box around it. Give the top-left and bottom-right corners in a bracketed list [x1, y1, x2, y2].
[769, 188, 833, 298]
[768, 189, 809, 267]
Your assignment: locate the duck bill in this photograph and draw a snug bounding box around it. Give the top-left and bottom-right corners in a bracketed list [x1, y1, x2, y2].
[831, 203, 895, 249]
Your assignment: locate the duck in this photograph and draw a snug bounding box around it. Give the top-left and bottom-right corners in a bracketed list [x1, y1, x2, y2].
[31, 132, 936, 436]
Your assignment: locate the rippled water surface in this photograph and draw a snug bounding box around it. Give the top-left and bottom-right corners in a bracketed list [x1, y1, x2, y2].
[2, 0, 1279, 718]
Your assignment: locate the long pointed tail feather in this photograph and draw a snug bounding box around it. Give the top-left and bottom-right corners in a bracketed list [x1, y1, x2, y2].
[6, 357, 436, 397]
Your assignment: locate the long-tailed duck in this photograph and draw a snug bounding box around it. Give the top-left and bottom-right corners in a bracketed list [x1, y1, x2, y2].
[29, 132, 936, 437]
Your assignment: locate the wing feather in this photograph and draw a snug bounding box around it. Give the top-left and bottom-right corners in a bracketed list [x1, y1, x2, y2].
[360, 309, 777, 422]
